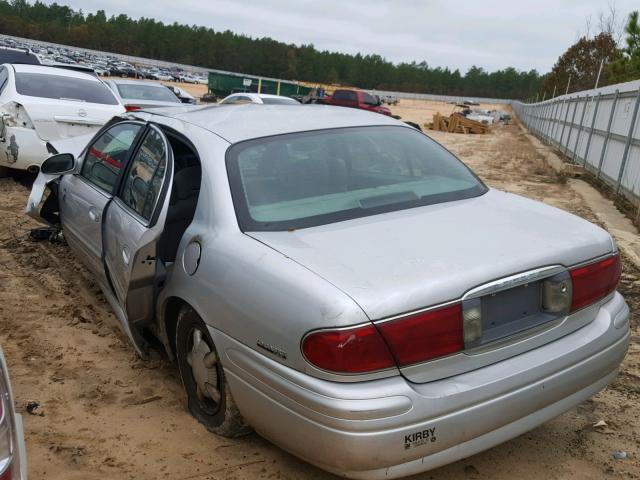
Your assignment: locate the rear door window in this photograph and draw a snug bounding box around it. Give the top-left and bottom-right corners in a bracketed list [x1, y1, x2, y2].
[15, 72, 119, 104]
[119, 128, 168, 221]
[81, 123, 143, 192]
[333, 90, 357, 102]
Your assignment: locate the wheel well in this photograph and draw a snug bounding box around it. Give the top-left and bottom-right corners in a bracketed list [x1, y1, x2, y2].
[164, 296, 188, 357]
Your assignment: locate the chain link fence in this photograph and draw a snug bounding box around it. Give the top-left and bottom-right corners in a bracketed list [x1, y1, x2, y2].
[513, 80, 640, 206]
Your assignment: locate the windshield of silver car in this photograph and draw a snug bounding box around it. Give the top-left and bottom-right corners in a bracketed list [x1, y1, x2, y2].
[226, 126, 487, 230]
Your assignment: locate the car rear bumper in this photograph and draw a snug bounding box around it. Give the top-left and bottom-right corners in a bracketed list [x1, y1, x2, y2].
[214, 292, 630, 479]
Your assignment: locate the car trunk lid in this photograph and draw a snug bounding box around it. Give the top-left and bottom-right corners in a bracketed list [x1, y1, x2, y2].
[18, 97, 122, 141]
[249, 189, 614, 382]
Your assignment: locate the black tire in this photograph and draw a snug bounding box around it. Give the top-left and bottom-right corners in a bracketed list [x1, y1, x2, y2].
[176, 306, 251, 437]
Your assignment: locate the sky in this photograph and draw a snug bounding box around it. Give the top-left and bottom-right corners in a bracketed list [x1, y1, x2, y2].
[41, 0, 639, 74]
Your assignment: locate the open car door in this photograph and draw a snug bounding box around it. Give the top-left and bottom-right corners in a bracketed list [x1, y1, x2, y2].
[102, 124, 173, 357]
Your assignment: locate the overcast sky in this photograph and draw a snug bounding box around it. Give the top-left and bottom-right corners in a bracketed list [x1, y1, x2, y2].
[41, 0, 638, 73]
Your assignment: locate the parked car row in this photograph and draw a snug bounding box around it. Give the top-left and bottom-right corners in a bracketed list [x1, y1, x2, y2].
[0, 36, 208, 83]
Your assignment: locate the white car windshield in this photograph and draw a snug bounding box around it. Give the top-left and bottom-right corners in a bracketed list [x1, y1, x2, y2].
[15, 72, 119, 104]
[227, 126, 487, 231]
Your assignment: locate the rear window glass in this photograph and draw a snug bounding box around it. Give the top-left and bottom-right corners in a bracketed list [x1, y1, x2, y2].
[261, 97, 299, 105]
[227, 126, 487, 231]
[332, 90, 357, 101]
[0, 49, 40, 65]
[15, 72, 118, 104]
[116, 83, 180, 103]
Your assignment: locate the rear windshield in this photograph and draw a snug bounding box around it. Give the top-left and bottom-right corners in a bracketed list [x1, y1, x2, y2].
[227, 126, 487, 231]
[15, 72, 118, 104]
[261, 97, 299, 105]
[116, 83, 180, 103]
[0, 49, 40, 65]
[332, 90, 357, 101]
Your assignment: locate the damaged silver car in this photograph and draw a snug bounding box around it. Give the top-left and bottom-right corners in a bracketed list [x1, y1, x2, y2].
[27, 104, 630, 479]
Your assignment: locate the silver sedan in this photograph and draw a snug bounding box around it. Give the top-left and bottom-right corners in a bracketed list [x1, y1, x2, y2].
[27, 104, 630, 479]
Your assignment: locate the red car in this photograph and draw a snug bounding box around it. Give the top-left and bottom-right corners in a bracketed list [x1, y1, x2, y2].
[321, 89, 392, 115]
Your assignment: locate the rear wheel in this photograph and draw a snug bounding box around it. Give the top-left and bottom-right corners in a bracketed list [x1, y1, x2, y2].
[175, 306, 250, 437]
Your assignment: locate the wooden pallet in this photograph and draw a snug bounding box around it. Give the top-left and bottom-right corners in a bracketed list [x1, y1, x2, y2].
[427, 113, 489, 134]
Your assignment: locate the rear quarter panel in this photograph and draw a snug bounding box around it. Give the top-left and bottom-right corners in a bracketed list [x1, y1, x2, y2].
[155, 123, 377, 380]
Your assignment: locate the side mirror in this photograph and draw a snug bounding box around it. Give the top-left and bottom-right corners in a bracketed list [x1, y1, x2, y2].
[40, 153, 75, 175]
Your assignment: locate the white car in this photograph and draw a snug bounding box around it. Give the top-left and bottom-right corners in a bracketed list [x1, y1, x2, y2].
[104, 79, 183, 112]
[194, 75, 208, 85]
[0, 64, 124, 173]
[219, 93, 299, 105]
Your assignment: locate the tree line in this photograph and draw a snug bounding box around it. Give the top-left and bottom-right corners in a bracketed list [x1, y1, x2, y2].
[538, 10, 639, 100]
[0, 0, 542, 99]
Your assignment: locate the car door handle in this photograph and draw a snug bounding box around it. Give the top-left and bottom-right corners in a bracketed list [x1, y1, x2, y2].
[88, 207, 101, 223]
[121, 245, 131, 265]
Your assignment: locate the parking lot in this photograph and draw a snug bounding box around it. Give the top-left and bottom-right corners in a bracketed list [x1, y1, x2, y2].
[0, 98, 637, 480]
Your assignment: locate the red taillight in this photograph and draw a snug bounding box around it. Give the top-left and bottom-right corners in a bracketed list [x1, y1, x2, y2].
[570, 254, 621, 312]
[0, 466, 12, 480]
[302, 324, 395, 374]
[125, 105, 141, 112]
[377, 303, 463, 367]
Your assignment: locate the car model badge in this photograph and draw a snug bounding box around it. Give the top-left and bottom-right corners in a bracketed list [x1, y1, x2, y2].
[78, 109, 87, 118]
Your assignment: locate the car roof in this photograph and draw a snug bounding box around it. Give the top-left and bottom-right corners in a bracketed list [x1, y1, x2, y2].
[10, 63, 100, 80]
[144, 104, 402, 143]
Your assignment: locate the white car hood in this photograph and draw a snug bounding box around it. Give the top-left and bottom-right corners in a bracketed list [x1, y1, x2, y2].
[249, 189, 614, 320]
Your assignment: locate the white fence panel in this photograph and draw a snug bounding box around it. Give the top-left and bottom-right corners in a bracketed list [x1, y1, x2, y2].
[513, 79, 640, 204]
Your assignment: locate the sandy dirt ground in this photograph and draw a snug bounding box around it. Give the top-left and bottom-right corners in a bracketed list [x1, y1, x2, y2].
[0, 98, 638, 480]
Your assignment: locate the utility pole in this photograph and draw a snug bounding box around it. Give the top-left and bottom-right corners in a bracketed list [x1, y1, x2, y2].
[594, 57, 606, 90]
[551, 85, 557, 99]
[565, 75, 572, 95]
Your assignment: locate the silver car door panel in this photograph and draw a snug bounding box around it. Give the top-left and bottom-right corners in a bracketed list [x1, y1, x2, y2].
[59, 175, 111, 275]
[103, 125, 173, 355]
